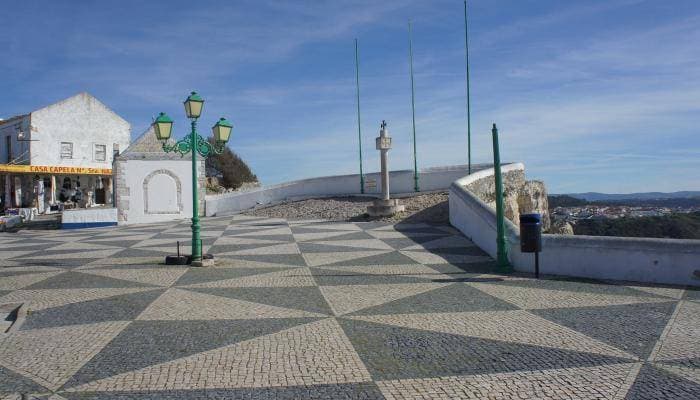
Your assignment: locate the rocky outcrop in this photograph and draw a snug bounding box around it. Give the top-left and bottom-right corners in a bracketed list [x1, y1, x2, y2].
[550, 220, 574, 235]
[465, 169, 551, 232]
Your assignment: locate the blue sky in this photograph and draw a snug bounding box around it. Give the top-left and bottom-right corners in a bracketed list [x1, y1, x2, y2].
[1, 0, 699, 194]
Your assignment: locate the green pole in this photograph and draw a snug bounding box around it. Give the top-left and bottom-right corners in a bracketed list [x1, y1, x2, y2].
[464, 0, 472, 175]
[354, 38, 365, 194]
[492, 123, 511, 271]
[190, 119, 202, 261]
[409, 20, 419, 192]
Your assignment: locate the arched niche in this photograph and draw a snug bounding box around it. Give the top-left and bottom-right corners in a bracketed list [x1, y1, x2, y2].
[143, 169, 183, 214]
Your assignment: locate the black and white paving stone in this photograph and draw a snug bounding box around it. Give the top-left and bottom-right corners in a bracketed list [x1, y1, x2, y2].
[0, 214, 698, 399]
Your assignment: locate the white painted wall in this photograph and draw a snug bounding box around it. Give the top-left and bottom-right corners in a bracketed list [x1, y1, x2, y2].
[206, 164, 489, 216]
[28, 93, 130, 168]
[62, 208, 117, 225]
[0, 116, 31, 164]
[118, 160, 195, 224]
[449, 164, 700, 287]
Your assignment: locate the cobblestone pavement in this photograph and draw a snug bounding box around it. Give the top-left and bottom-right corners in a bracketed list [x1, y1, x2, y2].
[0, 214, 698, 399]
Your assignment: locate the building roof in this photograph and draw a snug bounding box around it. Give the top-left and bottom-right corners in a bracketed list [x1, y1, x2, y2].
[0, 114, 28, 126]
[118, 126, 194, 160]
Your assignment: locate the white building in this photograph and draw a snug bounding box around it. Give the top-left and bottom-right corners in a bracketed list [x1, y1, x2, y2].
[0, 92, 131, 213]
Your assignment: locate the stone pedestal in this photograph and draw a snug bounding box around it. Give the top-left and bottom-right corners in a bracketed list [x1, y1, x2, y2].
[367, 198, 405, 217]
[367, 121, 404, 217]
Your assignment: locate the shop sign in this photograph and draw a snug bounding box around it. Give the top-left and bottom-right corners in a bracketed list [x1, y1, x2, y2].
[0, 164, 112, 175]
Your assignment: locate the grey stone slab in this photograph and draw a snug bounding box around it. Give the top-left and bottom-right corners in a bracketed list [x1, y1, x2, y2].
[338, 319, 633, 381]
[626, 363, 700, 400]
[175, 267, 284, 286]
[188, 286, 333, 315]
[310, 267, 435, 286]
[532, 301, 677, 359]
[23, 271, 155, 290]
[61, 382, 385, 399]
[323, 251, 419, 267]
[222, 234, 296, 242]
[21, 289, 166, 330]
[351, 283, 518, 316]
[63, 318, 320, 390]
[419, 246, 489, 256]
[314, 231, 376, 241]
[0, 365, 48, 395]
[218, 254, 307, 266]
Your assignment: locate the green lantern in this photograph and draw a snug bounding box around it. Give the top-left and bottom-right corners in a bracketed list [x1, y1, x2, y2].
[153, 112, 173, 141]
[183, 91, 204, 118]
[212, 117, 233, 143]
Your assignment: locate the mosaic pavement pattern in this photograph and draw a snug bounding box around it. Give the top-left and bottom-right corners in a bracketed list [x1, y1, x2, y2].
[0, 214, 698, 399]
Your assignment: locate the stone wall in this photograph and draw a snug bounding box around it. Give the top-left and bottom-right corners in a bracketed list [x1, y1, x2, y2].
[449, 163, 700, 287]
[465, 168, 550, 231]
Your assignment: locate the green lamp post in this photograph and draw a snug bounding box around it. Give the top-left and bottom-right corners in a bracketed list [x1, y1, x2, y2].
[153, 92, 233, 263]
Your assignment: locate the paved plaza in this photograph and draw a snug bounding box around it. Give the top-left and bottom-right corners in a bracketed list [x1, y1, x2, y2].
[0, 215, 698, 399]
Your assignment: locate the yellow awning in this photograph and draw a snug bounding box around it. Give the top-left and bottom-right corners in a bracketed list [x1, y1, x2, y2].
[0, 164, 112, 175]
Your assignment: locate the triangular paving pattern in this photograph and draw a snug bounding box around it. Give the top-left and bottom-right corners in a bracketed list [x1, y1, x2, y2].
[351, 282, 518, 315]
[305, 239, 393, 251]
[218, 242, 300, 256]
[350, 310, 637, 359]
[63, 318, 320, 390]
[319, 283, 447, 315]
[0, 271, 63, 290]
[0, 365, 48, 395]
[655, 363, 700, 384]
[137, 288, 325, 320]
[302, 250, 391, 267]
[401, 250, 491, 265]
[532, 301, 677, 359]
[0, 321, 129, 390]
[401, 235, 477, 250]
[23, 271, 155, 290]
[21, 289, 165, 330]
[654, 301, 700, 362]
[468, 282, 674, 310]
[338, 318, 634, 381]
[69, 319, 371, 392]
[626, 363, 700, 399]
[375, 363, 637, 400]
[0, 287, 157, 311]
[174, 267, 284, 286]
[188, 286, 333, 315]
[79, 268, 188, 287]
[184, 267, 316, 288]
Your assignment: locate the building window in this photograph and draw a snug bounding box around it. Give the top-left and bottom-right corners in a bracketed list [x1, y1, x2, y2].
[60, 142, 73, 159]
[94, 144, 106, 161]
[5, 136, 10, 163]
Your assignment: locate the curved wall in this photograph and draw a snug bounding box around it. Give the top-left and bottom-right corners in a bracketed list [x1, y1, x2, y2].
[449, 164, 700, 287]
[205, 164, 490, 216]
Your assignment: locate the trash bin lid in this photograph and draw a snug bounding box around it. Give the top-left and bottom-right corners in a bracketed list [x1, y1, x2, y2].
[519, 213, 542, 224]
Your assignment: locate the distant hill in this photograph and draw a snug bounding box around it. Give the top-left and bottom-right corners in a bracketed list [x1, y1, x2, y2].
[558, 191, 700, 202]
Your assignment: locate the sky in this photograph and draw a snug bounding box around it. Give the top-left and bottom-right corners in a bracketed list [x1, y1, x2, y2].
[1, 0, 699, 194]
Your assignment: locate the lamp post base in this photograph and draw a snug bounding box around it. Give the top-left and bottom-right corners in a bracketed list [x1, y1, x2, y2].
[191, 258, 215, 267]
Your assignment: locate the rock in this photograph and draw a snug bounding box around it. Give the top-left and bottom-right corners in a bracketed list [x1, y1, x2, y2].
[550, 220, 574, 235]
[517, 180, 550, 231]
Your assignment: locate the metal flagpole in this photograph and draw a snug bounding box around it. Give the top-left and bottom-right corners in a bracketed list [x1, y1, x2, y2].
[408, 20, 419, 192]
[464, 0, 472, 175]
[354, 38, 365, 194]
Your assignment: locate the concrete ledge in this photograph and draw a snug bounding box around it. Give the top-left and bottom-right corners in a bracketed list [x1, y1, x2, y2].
[62, 208, 118, 229]
[206, 164, 492, 216]
[449, 163, 700, 287]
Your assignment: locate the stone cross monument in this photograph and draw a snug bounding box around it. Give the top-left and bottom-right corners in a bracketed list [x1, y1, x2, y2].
[367, 121, 405, 217]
